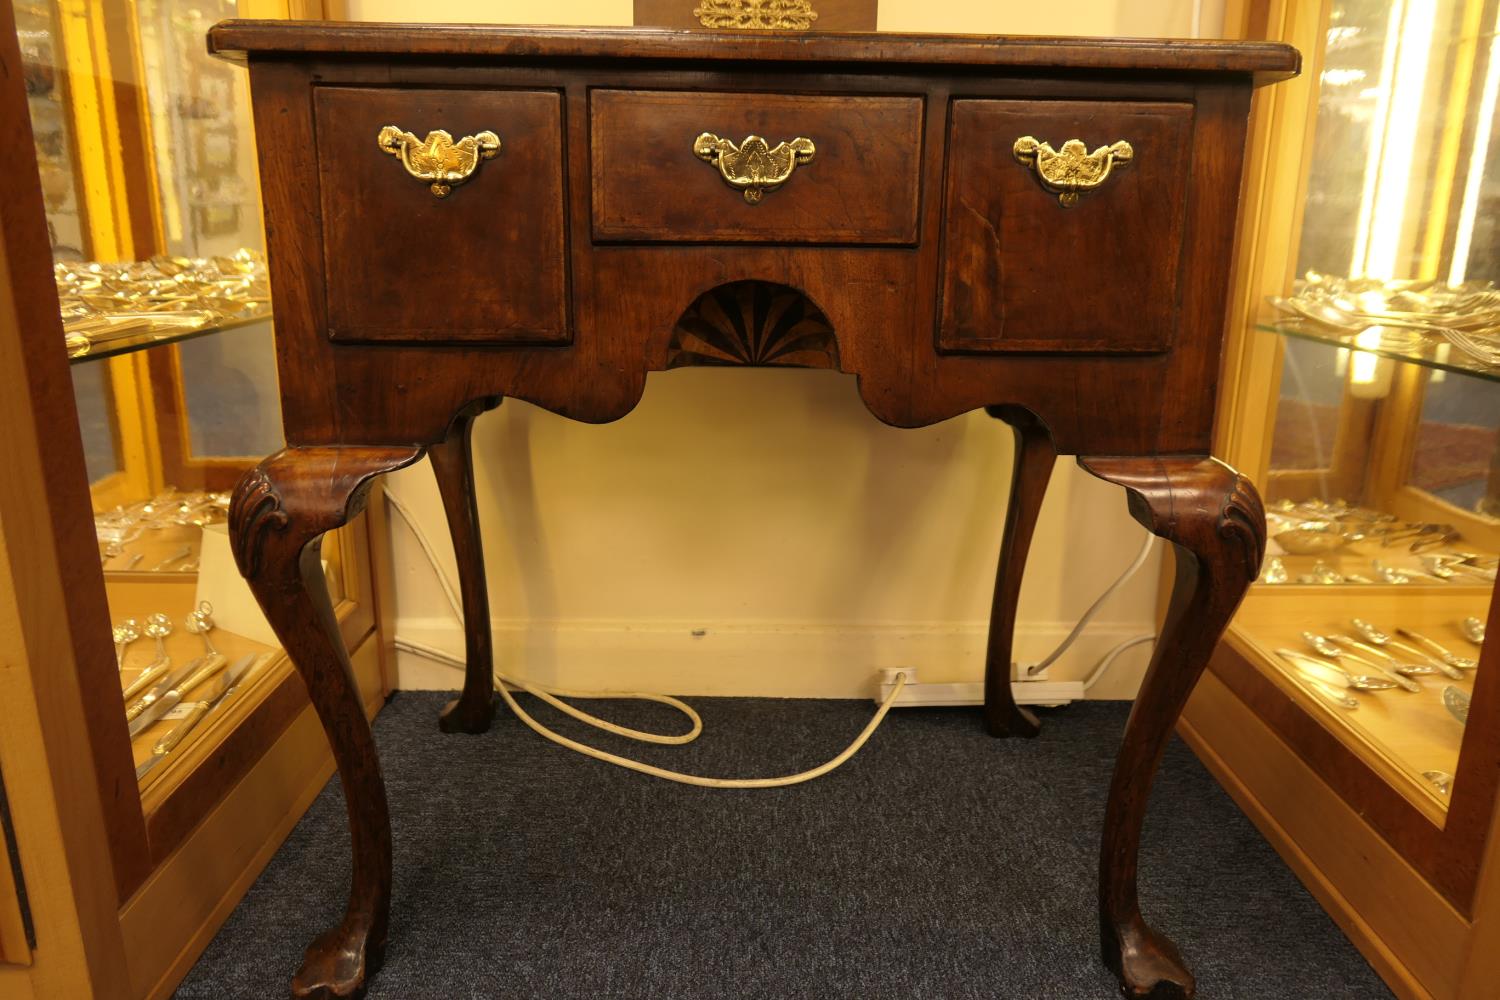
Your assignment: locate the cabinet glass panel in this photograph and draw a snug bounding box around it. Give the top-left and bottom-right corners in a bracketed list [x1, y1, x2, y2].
[1248, 0, 1496, 812]
[13, 1, 311, 791]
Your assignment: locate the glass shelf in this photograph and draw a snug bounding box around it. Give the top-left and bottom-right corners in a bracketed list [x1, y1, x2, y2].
[1259, 319, 1500, 384]
[66, 312, 267, 365]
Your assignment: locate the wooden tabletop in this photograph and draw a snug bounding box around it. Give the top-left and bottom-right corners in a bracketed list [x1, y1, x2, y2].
[207, 20, 1300, 82]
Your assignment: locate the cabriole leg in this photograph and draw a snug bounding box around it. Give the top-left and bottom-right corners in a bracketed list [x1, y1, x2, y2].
[430, 398, 502, 734]
[1077, 456, 1265, 1000]
[230, 445, 423, 1000]
[980, 405, 1055, 738]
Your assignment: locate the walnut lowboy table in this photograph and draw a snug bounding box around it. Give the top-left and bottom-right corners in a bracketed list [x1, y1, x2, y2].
[210, 22, 1297, 1000]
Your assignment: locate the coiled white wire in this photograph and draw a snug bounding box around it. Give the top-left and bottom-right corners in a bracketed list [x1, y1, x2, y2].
[383, 486, 905, 788]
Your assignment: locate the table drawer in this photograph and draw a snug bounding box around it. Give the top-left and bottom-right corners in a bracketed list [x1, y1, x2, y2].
[314, 87, 569, 344]
[590, 90, 923, 244]
[938, 99, 1193, 353]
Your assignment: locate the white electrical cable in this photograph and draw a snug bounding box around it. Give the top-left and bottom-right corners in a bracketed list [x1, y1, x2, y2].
[382, 486, 905, 788]
[1024, 530, 1157, 677]
[1082, 634, 1156, 692]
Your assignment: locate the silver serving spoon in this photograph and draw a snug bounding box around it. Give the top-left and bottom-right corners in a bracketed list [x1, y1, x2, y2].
[185, 602, 221, 657]
[1327, 633, 1438, 682]
[1460, 616, 1485, 645]
[142, 613, 173, 669]
[1396, 628, 1477, 670]
[1349, 619, 1464, 679]
[1443, 686, 1470, 725]
[112, 618, 141, 668]
[1332, 636, 1441, 678]
[1302, 632, 1421, 692]
[1422, 770, 1453, 796]
[1280, 646, 1398, 692]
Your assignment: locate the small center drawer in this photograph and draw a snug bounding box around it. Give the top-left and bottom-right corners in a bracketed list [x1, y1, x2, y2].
[590, 90, 923, 244]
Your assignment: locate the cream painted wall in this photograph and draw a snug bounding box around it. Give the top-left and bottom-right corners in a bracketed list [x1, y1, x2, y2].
[342, 0, 1222, 700]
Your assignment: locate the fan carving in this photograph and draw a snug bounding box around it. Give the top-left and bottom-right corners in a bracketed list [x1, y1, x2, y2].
[667, 281, 838, 369]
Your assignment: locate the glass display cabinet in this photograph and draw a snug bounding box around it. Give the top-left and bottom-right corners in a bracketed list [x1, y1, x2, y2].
[1, 3, 393, 998]
[1186, 1, 1500, 997]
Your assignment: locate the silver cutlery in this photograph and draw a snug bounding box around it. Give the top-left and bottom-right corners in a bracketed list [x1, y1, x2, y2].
[123, 660, 196, 723]
[121, 659, 173, 703]
[1330, 634, 1442, 678]
[185, 602, 221, 657]
[1442, 686, 1471, 726]
[1349, 619, 1464, 679]
[1262, 556, 1288, 584]
[1277, 648, 1398, 692]
[136, 654, 261, 780]
[112, 618, 141, 668]
[1396, 628, 1478, 670]
[143, 613, 173, 666]
[128, 652, 230, 737]
[1460, 616, 1485, 645]
[1302, 632, 1421, 691]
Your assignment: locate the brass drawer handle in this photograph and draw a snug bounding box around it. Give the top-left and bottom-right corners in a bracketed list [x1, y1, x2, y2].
[693, 132, 815, 204]
[1012, 136, 1134, 207]
[376, 126, 501, 198]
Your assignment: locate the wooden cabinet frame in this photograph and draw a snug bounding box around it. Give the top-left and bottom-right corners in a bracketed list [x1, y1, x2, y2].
[1193, 2, 1500, 997]
[0, 3, 410, 998]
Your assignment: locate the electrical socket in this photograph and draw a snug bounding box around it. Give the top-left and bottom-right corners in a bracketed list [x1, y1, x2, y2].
[1020, 660, 1048, 681]
[880, 666, 918, 687]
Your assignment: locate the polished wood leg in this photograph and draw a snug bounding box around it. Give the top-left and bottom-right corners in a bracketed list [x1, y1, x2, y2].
[430, 398, 502, 734]
[230, 446, 423, 1000]
[980, 404, 1055, 738]
[1077, 456, 1265, 1000]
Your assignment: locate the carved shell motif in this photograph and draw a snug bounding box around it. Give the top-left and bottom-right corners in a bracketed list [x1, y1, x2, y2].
[229, 467, 290, 578]
[667, 281, 839, 369]
[1217, 473, 1267, 583]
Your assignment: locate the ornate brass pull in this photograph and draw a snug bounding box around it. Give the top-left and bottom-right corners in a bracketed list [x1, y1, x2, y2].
[693, 132, 815, 204]
[1012, 136, 1134, 207]
[376, 126, 501, 198]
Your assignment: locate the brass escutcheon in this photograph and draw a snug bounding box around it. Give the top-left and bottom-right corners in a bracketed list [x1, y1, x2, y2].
[1012, 136, 1134, 207]
[693, 132, 815, 204]
[376, 126, 501, 197]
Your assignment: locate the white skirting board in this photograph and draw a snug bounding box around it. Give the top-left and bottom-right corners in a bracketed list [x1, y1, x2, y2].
[392, 617, 1154, 700]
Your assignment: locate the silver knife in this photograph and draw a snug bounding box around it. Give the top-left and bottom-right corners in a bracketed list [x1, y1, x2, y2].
[127, 651, 230, 737]
[136, 654, 262, 780]
[123, 659, 200, 723]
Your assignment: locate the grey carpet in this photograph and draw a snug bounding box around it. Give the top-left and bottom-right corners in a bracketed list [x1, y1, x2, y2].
[174, 693, 1392, 999]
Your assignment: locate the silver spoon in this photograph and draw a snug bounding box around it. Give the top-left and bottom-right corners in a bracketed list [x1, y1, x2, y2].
[1280, 659, 1361, 710]
[1422, 770, 1453, 796]
[112, 618, 141, 668]
[1327, 634, 1437, 683]
[1278, 647, 1398, 692]
[185, 602, 221, 657]
[1460, 616, 1485, 644]
[1302, 632, 1421, 691]
[1349, 620, 1464, 679]
[143, 613, 173, 669]
[1396, 628, 1478, 670]
[1443, 686, 1470, 725]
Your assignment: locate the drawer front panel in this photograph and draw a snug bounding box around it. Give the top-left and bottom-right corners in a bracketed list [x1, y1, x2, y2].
[590, 90, 923, 244]
[315, 87, 569, 344]
[939, 99, 1193, 353]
